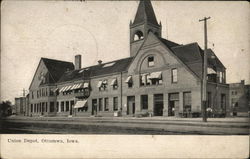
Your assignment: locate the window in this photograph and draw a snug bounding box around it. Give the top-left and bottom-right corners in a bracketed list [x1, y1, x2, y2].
[45, 102, 48, 112]
[113, 97, 118, 111]
[50, 102, 54, 112]
[99, 98, 103, 111]
[128, 82, 133, 88]
[207, 92, 212, 108]
[104, 98, 109, 111]
[148, 56, 154, 67]
[49, 88, 54, 96]
[141, 95, 148, 109]
[56, 102, 59, 112]
[31, 104, 33, 113]
[66, 101, 69, 111]
[61, 101, 64, 112]
[34, 104, 36, 113]
[111, 79, 118, 90]
[32, 92, 34, 99]
[219, 72, 223, 83]
[140, 72, 162, 86]
[45, 88, 48, 96]
[37, 91, 39, 98]
[125, 76, 133, 88]
[98, 80, 108, 91]
[171, 68, 177, 83]
[183, 92, 191, 112]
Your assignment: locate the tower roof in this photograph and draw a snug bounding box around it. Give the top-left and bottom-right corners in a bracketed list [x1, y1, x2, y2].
[132, 0, 159, 26]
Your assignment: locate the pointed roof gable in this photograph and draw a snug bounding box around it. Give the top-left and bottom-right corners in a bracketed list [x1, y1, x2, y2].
[41, 58, 74, 83]
[132, 0, 159, 26]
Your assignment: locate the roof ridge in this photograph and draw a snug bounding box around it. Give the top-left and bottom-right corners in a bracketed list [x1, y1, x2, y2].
[171, 42, 198, 49]
[41, 57, 73, 64]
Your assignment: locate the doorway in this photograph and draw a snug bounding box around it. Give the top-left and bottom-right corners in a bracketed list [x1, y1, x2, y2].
[127, 96, 135, 115]
[154, 94, 164, 116]
[92, 99, 97, 115]
[168, 93, 179, 116]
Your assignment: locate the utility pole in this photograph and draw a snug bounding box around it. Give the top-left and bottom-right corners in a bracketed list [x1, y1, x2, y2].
[199, 16, 211, 122]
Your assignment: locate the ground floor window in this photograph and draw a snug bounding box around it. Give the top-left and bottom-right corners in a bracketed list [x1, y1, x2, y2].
[66, 101, 69, 112]
[104, 98, 109, 111]
[61, 101, 64, 112]
[56, 102, 59, 112]
[113, 97, 118, 111]
[45, 102, 48, 112]
[50, 102, 54, 112]
[99, 98, 103, 111]
[31, 104, 33, 113]
[141, 95, 148, 110]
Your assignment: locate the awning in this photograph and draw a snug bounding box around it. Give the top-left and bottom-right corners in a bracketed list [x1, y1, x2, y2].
[75, 83, 83, 89]
[83, 82, 89, 88]
[148, 71, 162, 79]
[59, 86, 66, 93]
[74, 100, 87, 108]
[63, 86, 70, 92]
[207, 67, 216, 74]
[97, 81, 103, 88]
[110, 79, 117, 86]
[53, 88, 59, 92]
[70, 84, 78, 90]
[125, 76, 132, 83]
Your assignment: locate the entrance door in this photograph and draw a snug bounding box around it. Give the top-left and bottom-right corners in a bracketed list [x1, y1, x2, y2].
[154, 94, 164, 116]
[127, 96, 135, 115]
[168, 93, 179, 116]
[92, 99, 97, 115]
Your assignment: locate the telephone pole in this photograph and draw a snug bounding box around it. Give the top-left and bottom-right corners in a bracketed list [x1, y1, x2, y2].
[199, 16, 211, 122]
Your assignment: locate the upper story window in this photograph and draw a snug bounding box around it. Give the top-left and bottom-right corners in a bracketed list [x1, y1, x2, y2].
[148, 56, 155, 67]
[110, 78, 118, 90]
[140, 71, 162, 86]
[31, 91, 34, 99]
[171, 68, 178, 83]
[98, 80, 108, 91]
[125, 76, 133, 88]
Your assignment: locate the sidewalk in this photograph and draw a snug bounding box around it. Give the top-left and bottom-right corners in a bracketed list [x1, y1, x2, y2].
[7, 115, 249, 123]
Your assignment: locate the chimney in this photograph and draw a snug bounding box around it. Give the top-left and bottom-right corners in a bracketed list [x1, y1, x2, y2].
[75, 55, 81, 70]
[241, 80, 245, 84]
[98, 60, 102, 65]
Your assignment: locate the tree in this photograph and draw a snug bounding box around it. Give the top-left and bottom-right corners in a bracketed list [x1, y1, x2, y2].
[0, 101, 12, 118]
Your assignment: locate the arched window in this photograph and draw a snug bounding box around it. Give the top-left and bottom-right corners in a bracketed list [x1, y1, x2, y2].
[134, 31, 144, 41]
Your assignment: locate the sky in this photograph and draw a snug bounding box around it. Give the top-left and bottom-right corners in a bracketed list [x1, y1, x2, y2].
[1, 0, 249, 103]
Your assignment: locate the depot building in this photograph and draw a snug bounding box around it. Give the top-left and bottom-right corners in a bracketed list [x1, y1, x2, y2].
[28, 0, 229, 118]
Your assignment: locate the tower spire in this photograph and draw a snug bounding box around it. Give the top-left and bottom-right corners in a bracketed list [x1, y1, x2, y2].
[132, 0, 159, 26]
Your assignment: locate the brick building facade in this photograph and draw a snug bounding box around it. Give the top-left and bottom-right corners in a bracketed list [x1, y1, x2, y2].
[229, 80, 250, 116]
[28, 0, 229, 118]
